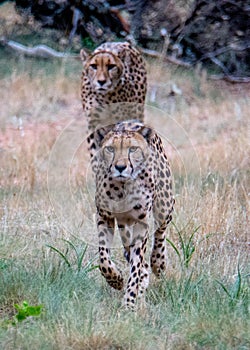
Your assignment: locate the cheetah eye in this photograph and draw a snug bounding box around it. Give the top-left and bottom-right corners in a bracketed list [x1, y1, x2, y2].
[129, 146, 138, 153]
[107, 64, 116, 71]
[90, 64, 97, 70]
[105, 146, 115, 153]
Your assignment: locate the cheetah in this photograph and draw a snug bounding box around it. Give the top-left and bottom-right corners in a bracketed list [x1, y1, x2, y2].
[80, 42, 147, 169]
[92, 120, 174, 309]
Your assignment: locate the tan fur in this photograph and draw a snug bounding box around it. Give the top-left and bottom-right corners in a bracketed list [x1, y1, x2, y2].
[80, 42, 147, 171]
[93, 121, 175, 309]
[83, 52, 124, 92]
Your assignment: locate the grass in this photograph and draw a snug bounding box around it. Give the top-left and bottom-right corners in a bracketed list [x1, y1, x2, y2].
[0, 4, 249, 348]
[0, 251, 249, 349]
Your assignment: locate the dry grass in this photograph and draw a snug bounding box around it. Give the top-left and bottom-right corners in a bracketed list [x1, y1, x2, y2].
[1, 53, 249, 259]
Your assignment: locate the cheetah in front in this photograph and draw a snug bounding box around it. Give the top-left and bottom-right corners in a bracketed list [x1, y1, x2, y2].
[92, 121, 174, 309]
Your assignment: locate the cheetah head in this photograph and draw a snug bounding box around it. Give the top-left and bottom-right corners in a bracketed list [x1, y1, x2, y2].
[94, 122, 153, 181]
[80, 49, 124, 93]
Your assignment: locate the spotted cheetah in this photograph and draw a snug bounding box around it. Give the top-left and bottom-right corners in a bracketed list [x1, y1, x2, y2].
[80, 42, 147, 169]
[92, 120, 174, 309]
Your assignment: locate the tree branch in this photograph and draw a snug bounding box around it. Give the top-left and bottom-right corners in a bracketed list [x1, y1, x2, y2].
[140, 47, 192, 68]
[0, 38, 79, 59]
[210, 74, 250, 83]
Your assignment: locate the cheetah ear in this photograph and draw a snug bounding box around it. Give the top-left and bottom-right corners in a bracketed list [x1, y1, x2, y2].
[80, 49, 89, 66]
[94, 125, 114, 147]
[94, 127, 106, 146]
[123, 49, 132, 66]
[139, 126, 154, 142]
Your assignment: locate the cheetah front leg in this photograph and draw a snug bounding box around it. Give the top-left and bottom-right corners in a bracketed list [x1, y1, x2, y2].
[150, 221, 168, 277]
[97, 214, 124, 290]
[120, 222, 149, 309]
[151, 212, 173, 277]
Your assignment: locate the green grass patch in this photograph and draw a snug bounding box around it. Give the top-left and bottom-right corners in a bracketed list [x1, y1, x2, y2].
[0, 227, 249, 349]
[0, 47, 81, 79]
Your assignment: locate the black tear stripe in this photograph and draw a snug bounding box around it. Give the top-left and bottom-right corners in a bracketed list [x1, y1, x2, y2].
[129, 157, 134, 176]
[108, 153, 115, 172]
[142, 151, 146, 162]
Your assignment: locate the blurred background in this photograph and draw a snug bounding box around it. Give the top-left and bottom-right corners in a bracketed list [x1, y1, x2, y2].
[1, 0, 250, 79]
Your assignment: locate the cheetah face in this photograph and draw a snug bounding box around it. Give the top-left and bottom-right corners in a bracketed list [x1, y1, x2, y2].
[100, 131, 150, 181]
[85, 52, 124, 93]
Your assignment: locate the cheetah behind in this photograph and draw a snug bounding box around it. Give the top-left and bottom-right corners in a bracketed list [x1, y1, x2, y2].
[80, 42, 147, 169]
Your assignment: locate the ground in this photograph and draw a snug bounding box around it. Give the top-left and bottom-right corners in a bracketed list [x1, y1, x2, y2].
[0, 3, 249, 350]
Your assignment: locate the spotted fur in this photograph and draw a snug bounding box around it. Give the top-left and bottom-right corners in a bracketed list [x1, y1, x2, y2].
[93, 121, 174, 309]
[80, 42, 147, 171]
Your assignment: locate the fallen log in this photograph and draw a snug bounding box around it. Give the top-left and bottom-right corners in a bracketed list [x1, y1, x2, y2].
[210, 75, 250, 84]
[0, 37, 79, 59]
[140, 47, 192, 68]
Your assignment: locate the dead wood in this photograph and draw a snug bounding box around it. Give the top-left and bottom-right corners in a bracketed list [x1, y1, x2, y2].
[7, 0, 250, 80]
[0, 38, 79, 59]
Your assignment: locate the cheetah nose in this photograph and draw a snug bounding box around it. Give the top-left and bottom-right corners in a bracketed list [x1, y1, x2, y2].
[97, 79, 106, 86]
[115, 164, 126, 173]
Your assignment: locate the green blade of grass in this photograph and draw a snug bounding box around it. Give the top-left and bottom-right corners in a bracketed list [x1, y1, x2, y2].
[46, 244, 71, 267]
[166, 237, 181, 261]
[77, 244, 88, 272]
[62, 239, 78, 258]
[184, 246, 195, 267]
[215, 279, 232, 298]
[172, 223, 185, 256]
[234, 263, 242, 300]
[186, 226, 200, 250]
